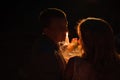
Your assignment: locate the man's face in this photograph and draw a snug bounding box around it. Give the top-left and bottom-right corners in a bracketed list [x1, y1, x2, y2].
[48, 18, 68, 42]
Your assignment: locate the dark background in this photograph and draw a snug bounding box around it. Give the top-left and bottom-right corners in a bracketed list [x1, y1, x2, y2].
[1, 0, 120, 79]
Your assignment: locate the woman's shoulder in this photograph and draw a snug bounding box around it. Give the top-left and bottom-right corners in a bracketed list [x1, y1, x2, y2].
[67, 56, 94, 73]
[66, 56, 96, 80]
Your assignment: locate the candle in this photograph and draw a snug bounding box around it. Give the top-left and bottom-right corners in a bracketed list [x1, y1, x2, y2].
[65, 32, 69, 45]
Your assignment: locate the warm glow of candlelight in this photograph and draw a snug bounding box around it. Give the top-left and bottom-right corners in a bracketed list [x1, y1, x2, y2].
[59, 32, 83, 63]
[65, 32, 69, 45]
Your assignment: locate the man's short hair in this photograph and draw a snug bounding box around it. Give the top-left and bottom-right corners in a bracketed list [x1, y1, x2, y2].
[39, 8, 66, 28]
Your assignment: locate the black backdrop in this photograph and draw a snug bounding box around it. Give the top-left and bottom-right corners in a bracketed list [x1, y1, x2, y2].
[1, 0, 120, 79]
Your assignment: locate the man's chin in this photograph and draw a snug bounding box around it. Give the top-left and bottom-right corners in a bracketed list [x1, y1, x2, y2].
[57, 37, 65, 43]
[58, 40, 64, 43]
[60, 39, 65, 42]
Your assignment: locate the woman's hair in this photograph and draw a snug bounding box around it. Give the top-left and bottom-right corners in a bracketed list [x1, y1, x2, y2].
[77, 17, 116, 64]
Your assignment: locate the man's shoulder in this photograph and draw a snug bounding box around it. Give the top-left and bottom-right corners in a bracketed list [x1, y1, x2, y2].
[34, 35, 54, 46]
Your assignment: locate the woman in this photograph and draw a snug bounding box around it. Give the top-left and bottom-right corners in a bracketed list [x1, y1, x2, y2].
[64, 17, 120, 80]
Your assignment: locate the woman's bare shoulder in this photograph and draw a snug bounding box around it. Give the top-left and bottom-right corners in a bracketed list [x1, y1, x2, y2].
[67, 56, 96, 80]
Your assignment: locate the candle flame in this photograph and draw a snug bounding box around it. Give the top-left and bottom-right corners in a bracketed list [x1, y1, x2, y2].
[66, 32, 68, 37]
[65, 32, 69, 45]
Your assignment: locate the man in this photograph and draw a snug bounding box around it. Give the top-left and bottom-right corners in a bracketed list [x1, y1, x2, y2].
[25, 8, 68, 80]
